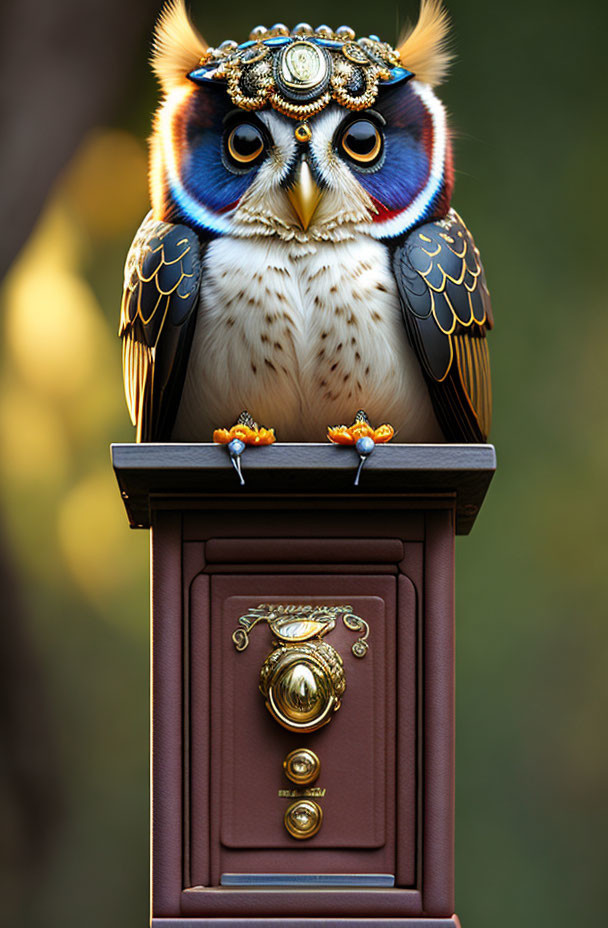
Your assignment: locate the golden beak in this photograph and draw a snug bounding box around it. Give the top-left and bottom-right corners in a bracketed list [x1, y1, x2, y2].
[286, 160, 322, 231]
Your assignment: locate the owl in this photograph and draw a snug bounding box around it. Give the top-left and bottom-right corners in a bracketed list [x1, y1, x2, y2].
[120, 0, 492, 447]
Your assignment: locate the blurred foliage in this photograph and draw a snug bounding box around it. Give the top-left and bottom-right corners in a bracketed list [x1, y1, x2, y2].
[0, 1, 606, 926]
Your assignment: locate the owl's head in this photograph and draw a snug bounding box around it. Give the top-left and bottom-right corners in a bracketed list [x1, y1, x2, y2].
[149, 0, 453, 243]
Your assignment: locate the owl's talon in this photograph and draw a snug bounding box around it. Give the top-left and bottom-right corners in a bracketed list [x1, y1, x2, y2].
[327, 410, 394, 486]
[213, 411, 276, 486]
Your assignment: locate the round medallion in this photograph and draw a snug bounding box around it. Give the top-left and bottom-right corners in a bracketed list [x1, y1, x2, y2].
[272, 657, 331, 725]
[343, 42, 371, 65]
[284, 799, 323, 839]
[259, 641, 345, 732]
[276, 41, 329, 98]
[283, 748, 321, 786]
[240, 43, 269, 65]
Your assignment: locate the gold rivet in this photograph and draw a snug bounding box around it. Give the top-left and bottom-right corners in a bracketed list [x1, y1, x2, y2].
[284, 799, 323, 839]
[295, 122, 312, 143]
[283, 748, 321, 785]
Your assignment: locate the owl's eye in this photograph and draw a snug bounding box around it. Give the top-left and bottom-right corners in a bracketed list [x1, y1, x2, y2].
[340, 119, 383, 166]
[226, 123, 266, 166]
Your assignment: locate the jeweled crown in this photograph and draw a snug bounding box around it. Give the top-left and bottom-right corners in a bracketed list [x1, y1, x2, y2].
[188, 23, 412, 121]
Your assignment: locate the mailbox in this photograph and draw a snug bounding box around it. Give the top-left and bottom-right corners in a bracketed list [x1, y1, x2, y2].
[113, 442, 495, 927]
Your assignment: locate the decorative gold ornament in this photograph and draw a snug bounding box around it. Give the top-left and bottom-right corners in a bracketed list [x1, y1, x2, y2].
[280, 41, 328, 91]
[260, 640, 345, 732]
[283, 748, 321, 785]
[191, 25, 410, 122]
[232, 603, 370, 732]
[231, 603, 369, 655]
[284, 798, 323, 839]
[343, 612, 370, 658]
[342, 42, 370, 65]
[278, 786, 326, 798]
[294, 122, 312, 142]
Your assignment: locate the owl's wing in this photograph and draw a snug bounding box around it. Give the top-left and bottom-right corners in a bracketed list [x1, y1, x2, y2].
[119, 213, 203, 441]
[392, 209, 493, 442]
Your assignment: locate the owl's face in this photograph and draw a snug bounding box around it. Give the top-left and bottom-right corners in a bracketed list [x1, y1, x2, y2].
[149, 3, 453, 243]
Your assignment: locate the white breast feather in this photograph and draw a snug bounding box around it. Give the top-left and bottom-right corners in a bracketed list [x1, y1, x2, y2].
[171, 236, 443, 443]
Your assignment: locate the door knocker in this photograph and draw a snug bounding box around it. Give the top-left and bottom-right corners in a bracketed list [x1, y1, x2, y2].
[231, 604, 370, 733]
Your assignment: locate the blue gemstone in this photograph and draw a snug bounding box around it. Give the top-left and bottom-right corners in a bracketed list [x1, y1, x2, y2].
[228, 438, 246, 456]
[188, 66, 215, 83]
[263, 36, 292, 46]
[312, 38, 344, 48]
[368, 34, 381, 42]
[383, 66, 414, 85]
[238, 40, 256, 48]
[356, 436, 375, 456]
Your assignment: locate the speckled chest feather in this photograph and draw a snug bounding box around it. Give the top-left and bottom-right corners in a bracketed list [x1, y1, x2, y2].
[172, 236, 442, 442]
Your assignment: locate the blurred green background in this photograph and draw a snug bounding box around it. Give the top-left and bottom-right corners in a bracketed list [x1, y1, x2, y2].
[0, 1, 605, 925]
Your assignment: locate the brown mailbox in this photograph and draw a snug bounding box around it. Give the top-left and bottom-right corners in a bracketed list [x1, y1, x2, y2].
[113, 442, 495, 927]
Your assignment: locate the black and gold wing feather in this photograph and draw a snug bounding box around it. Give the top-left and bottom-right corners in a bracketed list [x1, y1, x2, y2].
[119, 214, 203, 441]
[392, 209, 493, 442]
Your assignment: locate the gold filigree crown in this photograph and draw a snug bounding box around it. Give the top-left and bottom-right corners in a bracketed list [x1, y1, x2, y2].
[188, 23, 412, 121]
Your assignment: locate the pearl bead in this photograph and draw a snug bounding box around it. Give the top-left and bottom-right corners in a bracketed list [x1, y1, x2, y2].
[228, 438, 246, 457]
[355, 436, 375, 456]
[249, 25, 268, 41]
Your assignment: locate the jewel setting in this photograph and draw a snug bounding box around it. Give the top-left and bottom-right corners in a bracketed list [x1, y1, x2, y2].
[189, 23, 412, 121]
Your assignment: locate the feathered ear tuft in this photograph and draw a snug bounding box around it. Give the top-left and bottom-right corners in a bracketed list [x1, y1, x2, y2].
[398, 0, 453, 87]
[151, 0, 208, 94]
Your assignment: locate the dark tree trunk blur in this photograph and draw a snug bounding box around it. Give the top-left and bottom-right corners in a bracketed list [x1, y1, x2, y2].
[0, 0, 161, 907]
[0, 0, 161, 280]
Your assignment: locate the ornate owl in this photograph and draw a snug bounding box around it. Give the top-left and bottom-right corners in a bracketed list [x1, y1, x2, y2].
[120, 0, 492, 447]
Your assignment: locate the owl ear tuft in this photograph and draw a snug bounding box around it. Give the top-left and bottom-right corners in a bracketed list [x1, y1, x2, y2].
[397, 0, 453, 87]
[151, 0, 208, 94]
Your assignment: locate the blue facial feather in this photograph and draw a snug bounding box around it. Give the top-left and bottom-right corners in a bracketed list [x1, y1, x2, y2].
[168, 90, 263, 234]
[358, 84, 433, 208]
[162, 77, 449, 240]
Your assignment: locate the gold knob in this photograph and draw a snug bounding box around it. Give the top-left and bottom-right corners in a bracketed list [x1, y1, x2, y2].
[283, 748, 321, 785]
[259, 641, 345, 733]
[284, 799, 323, 839]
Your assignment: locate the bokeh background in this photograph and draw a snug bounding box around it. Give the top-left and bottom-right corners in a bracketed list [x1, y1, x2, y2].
[0, 0, 606, 925]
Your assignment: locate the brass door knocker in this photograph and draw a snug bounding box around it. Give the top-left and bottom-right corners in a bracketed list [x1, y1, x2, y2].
[231, 604, 370, 733]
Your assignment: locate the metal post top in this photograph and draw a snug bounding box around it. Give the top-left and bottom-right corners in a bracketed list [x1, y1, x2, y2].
[111, 442, 496, 534]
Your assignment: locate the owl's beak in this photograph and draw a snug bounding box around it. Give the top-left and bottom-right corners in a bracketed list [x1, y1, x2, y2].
[286, 160, 322, 231]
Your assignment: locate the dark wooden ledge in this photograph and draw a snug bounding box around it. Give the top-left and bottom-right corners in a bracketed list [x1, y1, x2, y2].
[111, 442, 496, 534]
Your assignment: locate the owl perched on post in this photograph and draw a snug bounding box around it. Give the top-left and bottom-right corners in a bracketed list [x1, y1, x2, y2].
[120, 0, 492, 445]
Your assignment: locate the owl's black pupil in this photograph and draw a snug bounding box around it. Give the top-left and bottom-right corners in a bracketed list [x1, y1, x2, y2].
[344, 121, 378, 156]
[231, 124, 262, 157]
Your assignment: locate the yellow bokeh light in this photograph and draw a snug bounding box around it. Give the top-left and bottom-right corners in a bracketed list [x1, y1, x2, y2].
[0, 383, 69, 488]
[14, 199, 84, 273]
[62, 128, 149, 238]
[4, 265, 109, 399]
[57, 470, 136, 597]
